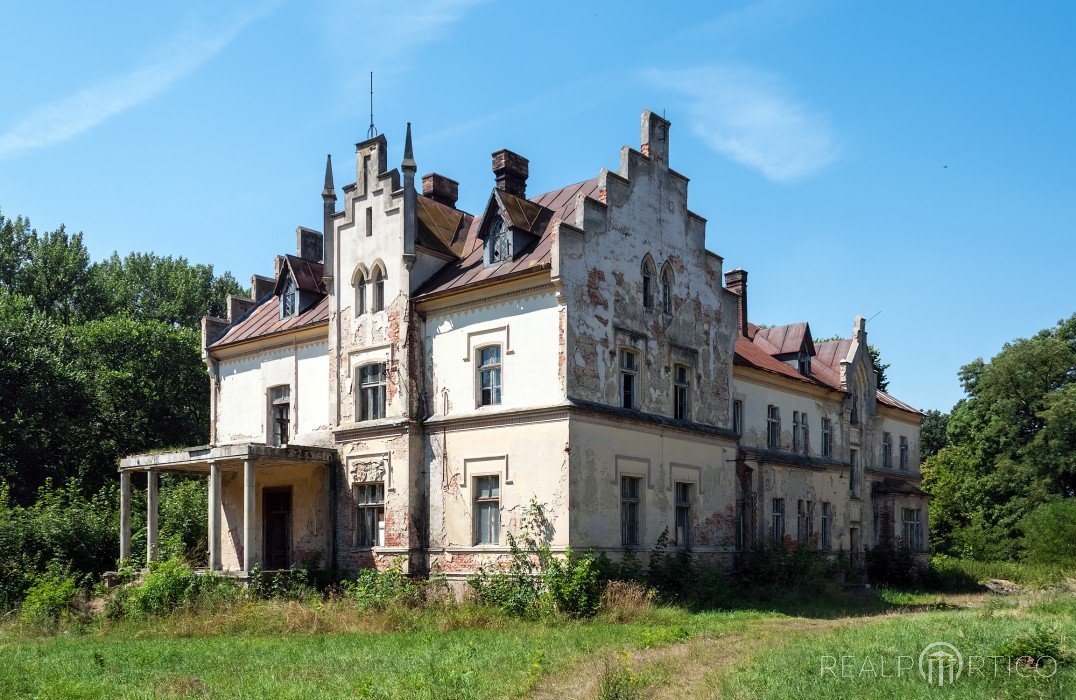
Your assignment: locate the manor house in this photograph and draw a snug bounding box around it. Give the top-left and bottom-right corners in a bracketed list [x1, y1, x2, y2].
[119, 110, 928, 579]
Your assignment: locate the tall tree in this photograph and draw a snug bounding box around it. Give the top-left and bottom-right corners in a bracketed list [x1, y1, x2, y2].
[919, 409, 949, 459]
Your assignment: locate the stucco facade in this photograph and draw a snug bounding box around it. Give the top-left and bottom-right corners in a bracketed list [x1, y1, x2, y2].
[118, 109, 927, 581]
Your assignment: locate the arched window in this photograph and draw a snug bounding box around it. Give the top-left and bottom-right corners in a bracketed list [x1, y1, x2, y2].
[373, 268, 386, 311]
[354, 271, 366, 316]
[661, 264, 673, 314]
[641, 257, 655, 309]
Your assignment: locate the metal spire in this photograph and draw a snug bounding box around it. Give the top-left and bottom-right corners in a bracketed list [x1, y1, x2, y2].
[367, 72, 377, 139]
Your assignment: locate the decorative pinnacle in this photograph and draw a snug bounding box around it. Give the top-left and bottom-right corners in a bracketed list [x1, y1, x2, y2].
[402, 122, 416, 172]
[322, 154, 335, 198]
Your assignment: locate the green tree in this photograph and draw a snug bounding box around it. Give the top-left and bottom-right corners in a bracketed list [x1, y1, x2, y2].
[923, 315, 1076, 559]
[91, 252, 245, 328]
[919, 409, 949, 459]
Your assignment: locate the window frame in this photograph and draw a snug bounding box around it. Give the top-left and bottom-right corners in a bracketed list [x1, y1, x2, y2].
[476, 344, 503, 407]
[732, 399, 743, 436]
[358, 362, 387, 421]
[821, 417, 832, 457]
[766, 405, 780, 450]
[849, 449, 859, 498]
[620, 475, 642, 547]
[899, 436, 909, 470]
[674, 481, 692, 548]
[882, 432, 892, 468]
[354, 482, 385, 548]
[372, 268, 386, 312]
[901, 508, 923, 551]
[355, 271, 366, 316]
[619, 348, 639, 410]
[268, 385, 291, 446]
[641, 258, 655, 309]
[772, 498, 785, 543]
[661, 265, 673, 314]
[673, 364, 690, 421]
[820, 502, 832, 550]
[280, 277, 298, 319]
[473, 475, 501, 545]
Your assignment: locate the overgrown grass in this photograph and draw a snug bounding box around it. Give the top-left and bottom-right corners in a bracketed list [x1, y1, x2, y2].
[717, 596, 1076, 699]
[931, 555, 1075, 588]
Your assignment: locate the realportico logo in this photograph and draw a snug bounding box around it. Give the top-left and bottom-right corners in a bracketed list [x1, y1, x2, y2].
[919, 642, 962, 686]
[820, 640, 1058, 685]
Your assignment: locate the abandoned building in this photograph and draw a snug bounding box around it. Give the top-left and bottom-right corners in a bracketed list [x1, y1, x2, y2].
[118, 109, 928, 580]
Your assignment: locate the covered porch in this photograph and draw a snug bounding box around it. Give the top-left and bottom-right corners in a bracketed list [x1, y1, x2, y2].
[118, 443, 336, 574]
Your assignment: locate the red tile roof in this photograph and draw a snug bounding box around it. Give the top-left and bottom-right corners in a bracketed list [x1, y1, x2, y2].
[209, 293, 328, 349]
[414, 178, 601, 298]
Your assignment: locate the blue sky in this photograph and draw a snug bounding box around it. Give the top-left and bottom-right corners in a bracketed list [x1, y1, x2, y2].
[2, 0, 1073, 412]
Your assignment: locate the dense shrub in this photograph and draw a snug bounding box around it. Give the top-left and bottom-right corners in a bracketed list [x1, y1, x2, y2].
[469, 500, 603, 620]
[995, 625, 1071, 666]
[735, 542, 839, 598]
[115, 558, 235, 617]
[865, 539, 927, 588]
[20, 567, 79, 625]
[341, 563, 422, 609]
[1020, 499, 1076, 567]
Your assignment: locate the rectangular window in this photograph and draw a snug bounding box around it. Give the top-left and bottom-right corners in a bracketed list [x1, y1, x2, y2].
[899, 436, 909, 470]
[734, 499, 745, 551]
[619, 349, 638, 410]
[901, 508, 923, 551]
[474, 475, 500, 545]
[793, 411, 800, 452]
[849, 449, 859, 498]
[806, 500, 814, 546]
[354, 483, 385, 547]
[821, 502, 832, 550]
[882, 432, 892, 468]
[269, 385, 291, 446]
[798, 353, 811, 376]
[821, 417, 832, 457]
[358, 363, 387, 421]
[674, 482, 691, 547]
[767, 405, 780, 449]
[732, 400, 743, 436]
[365, 206, 373, 237]
[477, 345, 502, 406]
[621, 476, 642, 546]
[799, 412, 809, 454]
[673, 365, 690, 421]
[772, 498, 785, 543]
[850, 394, 859, 425]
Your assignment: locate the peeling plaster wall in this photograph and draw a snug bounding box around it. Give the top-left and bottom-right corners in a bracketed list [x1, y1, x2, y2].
[732, 374, 846, 457]
[872, 412, 922, 473]
[750, 462, 857, 551]
[218, 463, 329, 571]
[424, 289, 563, 418]
[425, 418, 570, 576]
[558, 115, 739, 428]
[569, 417, 738, 553]
[216, 340, 330, 446]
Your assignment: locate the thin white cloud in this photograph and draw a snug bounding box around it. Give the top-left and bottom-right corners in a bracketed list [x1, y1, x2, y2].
[0, 4, 277, 161]
[644, 66, 839, 183]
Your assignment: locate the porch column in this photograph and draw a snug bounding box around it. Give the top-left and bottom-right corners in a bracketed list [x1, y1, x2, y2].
[146, 470, 159, 563]
[243, 459, 256, 573]
[119, 471, 132, 561]
[208, 462, 221, 571]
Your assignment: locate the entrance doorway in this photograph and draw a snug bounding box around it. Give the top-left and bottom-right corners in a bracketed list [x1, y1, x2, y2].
[263, 487, 292, 570]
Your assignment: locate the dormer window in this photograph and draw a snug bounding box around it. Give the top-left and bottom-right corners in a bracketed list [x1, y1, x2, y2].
[280, 277, 297, 319]
[485, 215, 512, 265]
[798, 352, 811, 376]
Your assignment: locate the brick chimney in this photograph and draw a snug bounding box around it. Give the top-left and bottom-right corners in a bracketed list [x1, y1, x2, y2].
[724, 269, 749, 337]
[422, 173, 459, 208]
[492, 149, 528, 197]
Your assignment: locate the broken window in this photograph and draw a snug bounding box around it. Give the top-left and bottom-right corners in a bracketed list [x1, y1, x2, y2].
[372, 268, 386, 311]
[354, 482, 385, 548]
[474, 475, 500, 545]
[269, 385, 291, 446]
[772, 498, 785, 543]
[766, 405, 780, 449]
[899, 436, 909, 470]
[821, 417, 832, 457]
[901, 508, 923, 550]
[358, 363, 387, 421]
[661, 265, 673, 314]
[621, 475, 642, 547]
[674, 481, 692, 547]
[821, 502, 832, 550]
[619, 349, 638, 410]
[477, 345, 502, 406]
[673, 364, 690, 420]
[280, 277, 297, 319]
[354, 271, 366, 316]
[641, 258, 655, 309]
[882, 432, 892, 468]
